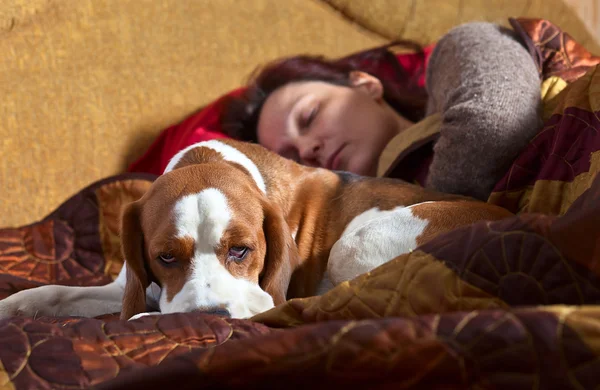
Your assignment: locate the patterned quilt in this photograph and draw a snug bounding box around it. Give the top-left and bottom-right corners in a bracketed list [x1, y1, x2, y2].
[1, 18, 600, 390]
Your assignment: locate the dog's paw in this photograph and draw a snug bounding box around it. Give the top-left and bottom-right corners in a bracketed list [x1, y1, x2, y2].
[0, 287, 58, 319]
[0, 295, 23, 319]
[0, 301, 14, 319]
[128, 311, 161, 321]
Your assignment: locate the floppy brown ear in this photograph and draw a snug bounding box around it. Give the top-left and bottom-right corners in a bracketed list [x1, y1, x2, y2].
[259, 201, 300, 305]
[119, 201, 150, 320]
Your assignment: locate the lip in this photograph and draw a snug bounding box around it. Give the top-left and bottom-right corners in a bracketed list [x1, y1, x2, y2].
[324, 144, 345, 171]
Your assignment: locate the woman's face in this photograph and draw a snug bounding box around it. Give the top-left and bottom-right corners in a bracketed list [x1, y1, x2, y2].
[257, 72, 405, 176]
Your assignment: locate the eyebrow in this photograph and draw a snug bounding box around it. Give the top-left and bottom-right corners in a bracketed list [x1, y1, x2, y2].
[221, 225, 256, 247]
[149, 236, 195, 258]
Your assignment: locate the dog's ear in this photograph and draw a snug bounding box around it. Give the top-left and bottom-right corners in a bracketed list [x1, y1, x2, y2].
[259, 201, 300, 306]
[119, 201, 149, 320]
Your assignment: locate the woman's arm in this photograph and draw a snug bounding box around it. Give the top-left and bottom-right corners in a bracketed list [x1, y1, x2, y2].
[425, 22, 542, 200]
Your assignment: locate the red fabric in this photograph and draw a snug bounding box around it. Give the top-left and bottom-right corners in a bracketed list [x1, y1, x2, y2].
[396, 45, 434, 88]
[127, 89, 242, 175]
[127, 45, 435, 175]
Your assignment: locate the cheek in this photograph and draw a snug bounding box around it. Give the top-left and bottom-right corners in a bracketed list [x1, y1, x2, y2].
[248, 250, 267, 283]
[224, 252, 264, 282]
[257, 129, 278, 153]
[257, 113, 290, 153]
[329, 98, 377, 141]
[151, 264, 190, 302]
[345, 123, 391, 175]
[350, 102, 395, 149]
[356, 104, 390, 140]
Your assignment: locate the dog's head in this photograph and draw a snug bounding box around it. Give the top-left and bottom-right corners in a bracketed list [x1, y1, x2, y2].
[119, 142, 299, 320]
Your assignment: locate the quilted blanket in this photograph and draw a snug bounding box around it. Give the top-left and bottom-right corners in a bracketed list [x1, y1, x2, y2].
[1, 18, 600, 390]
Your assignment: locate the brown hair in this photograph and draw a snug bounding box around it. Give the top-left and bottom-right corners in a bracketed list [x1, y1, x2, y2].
[220, 41, 428, 143]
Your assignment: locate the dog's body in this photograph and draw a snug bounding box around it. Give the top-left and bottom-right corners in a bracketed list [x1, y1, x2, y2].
[0, 140, 512, 320]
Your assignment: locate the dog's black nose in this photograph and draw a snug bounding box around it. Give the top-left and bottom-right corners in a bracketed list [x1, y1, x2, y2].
[197, 308, 231, 318]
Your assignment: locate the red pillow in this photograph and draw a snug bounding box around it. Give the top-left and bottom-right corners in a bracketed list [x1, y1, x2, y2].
[127, 46, 434, 175]
[127, 89, 240, 175]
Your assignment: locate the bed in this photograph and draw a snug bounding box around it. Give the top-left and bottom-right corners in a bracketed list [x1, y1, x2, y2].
[1, 2, 599, 389]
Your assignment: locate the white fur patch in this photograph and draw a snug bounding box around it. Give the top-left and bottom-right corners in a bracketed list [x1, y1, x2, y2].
[164, 140, 267, 194]
[172, 189, 232, 246]
[326, 205, 430, 289]
[163, 250, 274, 318]
[162, 188, 274, 318]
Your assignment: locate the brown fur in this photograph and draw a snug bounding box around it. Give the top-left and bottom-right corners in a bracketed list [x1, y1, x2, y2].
[119, 139, 514, 316]
[120, 202, 150, 320]
[259, 200, 300, 305]
[411, 201, 514, 246]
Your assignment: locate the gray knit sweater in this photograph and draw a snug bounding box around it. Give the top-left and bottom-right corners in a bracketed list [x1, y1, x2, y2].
[424, 22, 542, 200]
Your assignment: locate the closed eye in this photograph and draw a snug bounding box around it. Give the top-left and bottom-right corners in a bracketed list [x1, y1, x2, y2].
[228, 246, 250, 262]
[300, 104, 319, 129]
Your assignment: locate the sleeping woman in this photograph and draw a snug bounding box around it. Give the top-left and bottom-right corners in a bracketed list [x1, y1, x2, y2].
[220, 22, 543, 201]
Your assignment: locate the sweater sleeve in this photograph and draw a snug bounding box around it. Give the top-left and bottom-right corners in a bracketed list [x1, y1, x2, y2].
[424, 22, 542, 200]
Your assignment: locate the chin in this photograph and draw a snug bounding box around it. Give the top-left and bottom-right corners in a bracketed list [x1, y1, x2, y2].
[346, 161, 376, 177]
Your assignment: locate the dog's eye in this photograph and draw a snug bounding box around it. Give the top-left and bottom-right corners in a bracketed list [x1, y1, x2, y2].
[158, 253, 176, 264]
[228, 246, 249, 261]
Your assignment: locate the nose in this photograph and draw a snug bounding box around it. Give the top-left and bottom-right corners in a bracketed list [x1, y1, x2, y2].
[298, 139, 321, 166]
[195, 307, 231, 318]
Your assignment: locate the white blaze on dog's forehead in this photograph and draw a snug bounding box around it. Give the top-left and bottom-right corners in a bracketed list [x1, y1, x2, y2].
[164, 140, 267, 194]
[172, 188, 231, 247]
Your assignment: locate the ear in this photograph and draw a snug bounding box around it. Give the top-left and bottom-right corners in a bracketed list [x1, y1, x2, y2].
[349, 71, 384, 100]
[119, 201, 150, 320]
[259, 201, 300, 306]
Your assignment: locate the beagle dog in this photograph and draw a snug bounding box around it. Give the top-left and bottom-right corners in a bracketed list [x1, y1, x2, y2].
[0, 140, 512, 320]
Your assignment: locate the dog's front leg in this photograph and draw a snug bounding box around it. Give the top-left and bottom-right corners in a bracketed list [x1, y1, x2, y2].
[0, 265, 161, 319]
[0, 282, 125, 319]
